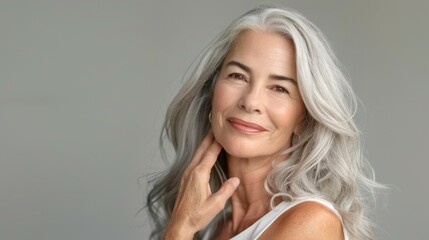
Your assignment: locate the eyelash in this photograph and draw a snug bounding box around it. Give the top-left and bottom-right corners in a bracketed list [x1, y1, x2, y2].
[229, 73, 247, 81]
[272, 85, 289, 94]
[228, 73, 289, 94]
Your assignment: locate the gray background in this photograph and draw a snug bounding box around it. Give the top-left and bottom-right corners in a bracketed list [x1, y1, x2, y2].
[1, 0, 428, 239]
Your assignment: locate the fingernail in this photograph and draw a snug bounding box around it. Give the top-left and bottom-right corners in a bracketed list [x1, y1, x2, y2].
[230, 177, 240, 188]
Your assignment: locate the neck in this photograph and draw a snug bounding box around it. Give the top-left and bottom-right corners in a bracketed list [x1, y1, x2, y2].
[226, 154, 274, 233]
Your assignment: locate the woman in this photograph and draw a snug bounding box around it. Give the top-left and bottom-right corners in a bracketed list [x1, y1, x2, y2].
[147, 6, 381, 240]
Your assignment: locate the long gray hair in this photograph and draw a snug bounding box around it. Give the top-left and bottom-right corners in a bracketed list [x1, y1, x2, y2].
[147, 6, 382, 240]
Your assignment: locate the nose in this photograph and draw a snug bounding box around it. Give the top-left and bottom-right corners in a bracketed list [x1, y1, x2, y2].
[238, 86, 263, 114]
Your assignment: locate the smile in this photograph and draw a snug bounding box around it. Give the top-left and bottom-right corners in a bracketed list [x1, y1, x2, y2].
[227, 117, 268, 134]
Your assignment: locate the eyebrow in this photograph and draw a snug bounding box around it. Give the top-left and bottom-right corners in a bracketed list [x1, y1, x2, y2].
[225, 60, 297, 84]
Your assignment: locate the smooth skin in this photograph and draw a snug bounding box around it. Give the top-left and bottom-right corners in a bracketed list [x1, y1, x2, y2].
[164, 30, 343, 239]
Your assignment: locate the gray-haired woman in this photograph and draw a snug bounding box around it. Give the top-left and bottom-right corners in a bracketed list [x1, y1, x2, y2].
[147, 6, 382, 240]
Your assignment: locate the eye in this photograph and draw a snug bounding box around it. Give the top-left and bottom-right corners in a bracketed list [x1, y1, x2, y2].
[272, 85, 289, 94]
[228, 73, 247, 81]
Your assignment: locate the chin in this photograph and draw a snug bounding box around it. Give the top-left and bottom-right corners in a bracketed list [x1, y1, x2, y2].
[217, 138, 265, 159]
[223, 146, 255, 159]
[213, 128, 275, 159]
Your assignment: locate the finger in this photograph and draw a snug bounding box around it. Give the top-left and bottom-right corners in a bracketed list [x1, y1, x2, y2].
[190, 141, 222, 191]
[207, 183, 212, 195]
[207, 177, 240, 212]
[198, 140, 222, 171]
[187, 131, 214, 170]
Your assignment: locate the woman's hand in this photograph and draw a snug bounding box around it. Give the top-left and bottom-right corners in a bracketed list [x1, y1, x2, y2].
[163, 132, 240, 240]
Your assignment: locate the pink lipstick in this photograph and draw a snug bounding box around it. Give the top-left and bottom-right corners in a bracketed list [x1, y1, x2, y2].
[227, 117, 267, 134]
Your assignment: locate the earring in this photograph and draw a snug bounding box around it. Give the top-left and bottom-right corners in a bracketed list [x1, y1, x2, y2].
[208, 112, 212, 123]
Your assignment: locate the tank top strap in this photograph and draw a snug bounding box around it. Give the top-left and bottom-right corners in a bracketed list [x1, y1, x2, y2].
[229, 196, 349, 240]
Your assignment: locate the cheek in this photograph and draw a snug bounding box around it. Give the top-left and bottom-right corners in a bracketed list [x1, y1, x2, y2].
[211, 87, 223, 115]
[271, 108, 293, 137]
[268, 102, 305, 134]
[211, 83, 235, 143]
[211, 83, 236, 117]
[211, 85, 224, 134]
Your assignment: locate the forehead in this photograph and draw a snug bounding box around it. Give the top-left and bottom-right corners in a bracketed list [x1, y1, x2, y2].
[229, 29, 294, 53]
[223, 30, 296, 76]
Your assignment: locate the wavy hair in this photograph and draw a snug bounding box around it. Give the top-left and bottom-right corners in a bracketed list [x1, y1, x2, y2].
[146, 6, 381, 240]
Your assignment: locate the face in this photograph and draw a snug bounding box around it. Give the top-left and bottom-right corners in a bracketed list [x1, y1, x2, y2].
[211, 30, 306, 161]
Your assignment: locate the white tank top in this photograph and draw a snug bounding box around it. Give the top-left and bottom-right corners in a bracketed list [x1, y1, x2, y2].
[227, 197, 350, 240]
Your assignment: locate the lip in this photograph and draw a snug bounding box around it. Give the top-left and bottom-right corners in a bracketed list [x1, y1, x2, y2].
[227, 117, 268, 134]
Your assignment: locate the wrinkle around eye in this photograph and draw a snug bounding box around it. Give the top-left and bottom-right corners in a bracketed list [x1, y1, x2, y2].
[228, 73, 248, 82]
[270, 85, 290, 95]
[274, 86, 289, 93]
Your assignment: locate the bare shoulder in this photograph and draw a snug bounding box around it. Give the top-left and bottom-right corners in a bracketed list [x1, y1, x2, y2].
[259, 201, 344, 240]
